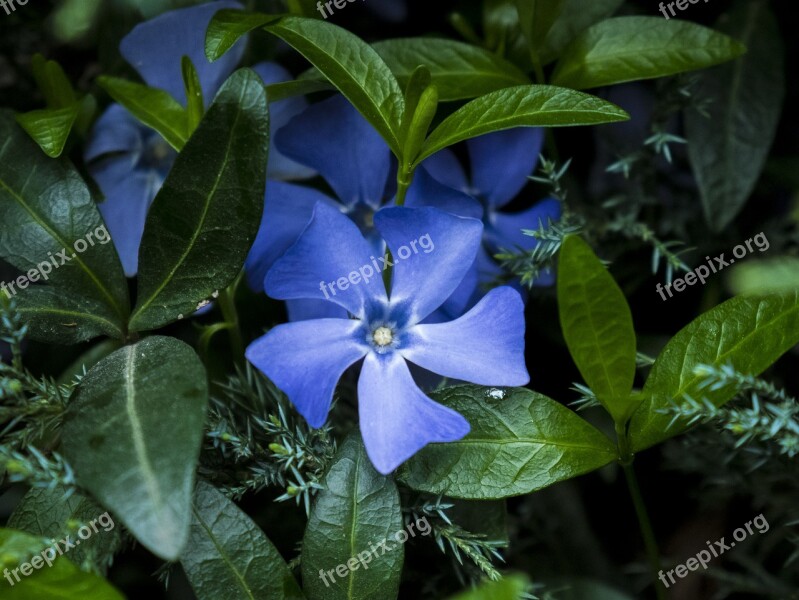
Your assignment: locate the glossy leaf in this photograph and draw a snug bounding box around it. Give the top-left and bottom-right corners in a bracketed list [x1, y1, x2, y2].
[398, 386, 618, 499]
[415, 85, 628, 164]
[372, 38, 530, 101]
[129, 69, 268, 332]
[8, 486, 122, 572]
[540, 0, 624, 64]
[302, 433, 403, 600]
[0, 111, 130, 335]
[558, 236, 638, 423]
[181, 481, 304, 600]
[204, 10, 275, 63]
[447, 575, 530, 600]
[629, 292, 799, 452]
[15, 105, 79, 158]
[0, 528, 123, 600]
[686, 2, 784, 231]
[61, 336, 208, 560]
[97, 76, 189, 151]
[551, 17, 747, 89]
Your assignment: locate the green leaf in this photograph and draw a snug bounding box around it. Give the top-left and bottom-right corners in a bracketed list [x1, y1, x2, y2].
[685, 1, 784, 232]
[446, 574, 530, 600]
[398, 386, 618, 499]
[540, 0, 624, 64]
[265, 78, 333, 103]
[448, 500, 509, 545]
[61, 336, 209, 560]
[515, 0, 564, 55]
[264, 16, 405, 155]
[182, 56, 205, 134]
[302, 433, 403, 600]
[97, 75, 189, 151]
[181, 481, 304, 600]
[129, 69, 268, 332]
[415, 85, 628, 164]
[551, 17, 747, 90]
[629, 292, 799, 452]
[0, 528, 123, 600]
[0, 111, 130, 333]
[557, 236, 638, 423]
[15, 105, 79, 158]
[14, 287, 125, 344]
[728, 258, 799, 296]
[31, 54, 76, 109]
[372, 38, 531, 102]
[8, 486, 122, 572]
[204, 10, 275, 63]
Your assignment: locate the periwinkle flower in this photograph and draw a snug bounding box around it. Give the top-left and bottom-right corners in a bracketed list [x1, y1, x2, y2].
[424, 129, 563, 312]
[245, 94, 480, 321]
[246, 203, 528, 474]
[85, 1, 310, 276]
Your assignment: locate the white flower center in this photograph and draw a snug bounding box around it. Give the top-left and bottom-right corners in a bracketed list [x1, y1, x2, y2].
[372, 326, 393, 346]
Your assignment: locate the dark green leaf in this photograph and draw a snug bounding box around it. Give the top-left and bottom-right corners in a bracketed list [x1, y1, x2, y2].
[8, 486, 122, 572]
[0, 111, 130, 333]
[558, 236, 638, 423]
[97, 76, 189, 151]
[540, 0, 624, 64]
[31, 54, 76, 109]
[204, 10, 275, 63]
[448, 500, 509, 545]
[446, 574, 530, 600]
[372, 38, 530, 101]
[0, 528, 123, 600]
[265, 78, 333, 103]
[129, 69, 268, 332]
[551, 17, 746, 89]
[302, 434, 403, 600]
[686, 1, 784, 231]
[181, 481, 304, 600]
[182, 56, 205, 134]
[629, 293, 799, 452]
[61, 337, 208, 560]
[415, 85, 628, 164]
[398, 386, 618, 499]
[515, 0, 564, 55]
[15, 105, 79, 158]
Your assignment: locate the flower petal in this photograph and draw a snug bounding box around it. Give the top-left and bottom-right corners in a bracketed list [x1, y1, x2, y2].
[374, 207, 482, 324]
[250, 62, 316, 181]
[246, 319, 367, 427]
[245, 181, 338, 292]
[467, 128, 544, 208]
[422, 148, 469, 192]
[275, 95, 391, 207]
[119, 1, 245, 105]
[405, 167, 483, 220]
[265, 202, 388, 317]
[84, 104, 143, 162]
[286, 298, 348, 322]
[403, 286, 529, 385]
[486, 197, 562, 251]
[96, 170, 163, 277]
[358, 353, 469, 474]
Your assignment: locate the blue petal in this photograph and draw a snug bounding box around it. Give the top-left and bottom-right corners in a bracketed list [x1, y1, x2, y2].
[404, 167, 483, 220]
[85, 104, 143, 162]
[275, 95, 391, 207]
[265, 202, 388, 318]
[286, 299, 348, 322]
[246, 319, 367, 427]
[96, 170, 163, 277]
[486, 197, 562, 251]
[245, 181, 337, 292]
[438, 254, 480, 319]
[358, 353, 469, 474]
[119, 1, 245, 105]
[250, 62, 316, 181]
[403, 287, 529, 385]
[467, 128, 544, 208]
[422, 148, 469, 192]
[374, 207, 482, 324]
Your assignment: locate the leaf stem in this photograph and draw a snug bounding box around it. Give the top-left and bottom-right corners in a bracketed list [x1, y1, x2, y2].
[218, 277, 244, 363]
[395, 163, 415, 206]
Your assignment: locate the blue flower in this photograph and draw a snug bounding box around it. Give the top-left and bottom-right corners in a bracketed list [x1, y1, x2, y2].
[85, 1, 311, 276]
[424, 129, 563, 312]
[246, 203, 528, 474]
[245, 95, 480, 321]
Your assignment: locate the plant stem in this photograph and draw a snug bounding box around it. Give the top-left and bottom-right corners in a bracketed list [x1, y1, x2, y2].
[395, 164, 415, 206]
[622, 460, 666, 600]
[218, 278, 244, 363]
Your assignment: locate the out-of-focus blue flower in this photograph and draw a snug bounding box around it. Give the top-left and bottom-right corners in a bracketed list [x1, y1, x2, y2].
[246, 203, 528, 474]
[85, 1, 311, 276]
[245, 95, 480, 321]
[424, 129, 563, 313]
